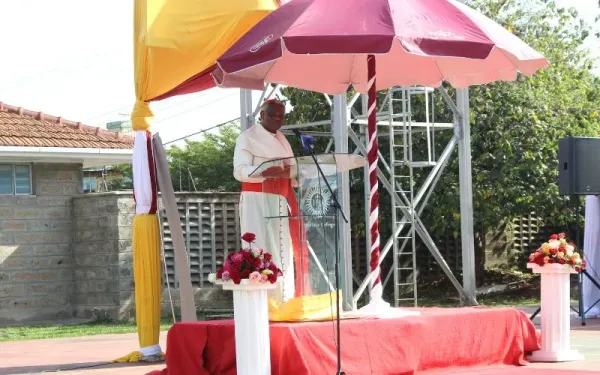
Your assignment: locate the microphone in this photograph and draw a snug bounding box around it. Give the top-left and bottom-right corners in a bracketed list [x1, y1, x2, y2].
[292, 129, 315, 151]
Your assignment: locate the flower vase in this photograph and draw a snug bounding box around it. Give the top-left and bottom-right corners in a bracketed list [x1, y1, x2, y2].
[216, 279, 279, 375]
[527, 263, 583, 362]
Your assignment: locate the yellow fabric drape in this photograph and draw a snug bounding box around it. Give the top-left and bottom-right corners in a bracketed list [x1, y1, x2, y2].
[133, 215, 163, 348]
[138, 0, 279, 101]
[132, 0, 154, 132]
[114, 0, 163, 363]
[268, 292, 341, 322]
[121, 0, 279, 363]
[114, 215, 162, 363]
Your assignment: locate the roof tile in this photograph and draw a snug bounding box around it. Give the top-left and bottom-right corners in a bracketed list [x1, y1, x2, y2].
[0, 103, 134, 149]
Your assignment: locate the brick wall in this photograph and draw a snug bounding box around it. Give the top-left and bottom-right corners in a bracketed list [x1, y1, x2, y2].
[0, 163, 81, 324]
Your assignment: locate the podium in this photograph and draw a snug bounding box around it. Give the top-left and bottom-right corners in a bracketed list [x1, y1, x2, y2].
[248, 153, 366, 321]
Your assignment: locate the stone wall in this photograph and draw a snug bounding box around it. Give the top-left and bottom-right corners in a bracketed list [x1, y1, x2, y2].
[71, 192, 233, 321]
[71, 192, 134, 320]
[0, 163, 81, 324]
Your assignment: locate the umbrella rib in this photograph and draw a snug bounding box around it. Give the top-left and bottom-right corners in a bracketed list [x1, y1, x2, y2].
[494, 46, 534, 76]
[349, 54, 355, 90]
[432, 57, 445, 87]
[261, 38, 289, 86]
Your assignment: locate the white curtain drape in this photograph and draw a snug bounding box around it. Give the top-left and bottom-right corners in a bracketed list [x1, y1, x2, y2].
[583, 195, 600, 317]
[133, 131, 153, 215]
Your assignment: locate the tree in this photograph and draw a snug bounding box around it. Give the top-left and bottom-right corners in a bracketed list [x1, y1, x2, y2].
[108, 164, 133, 190]
[423, 0, 600, 282]
[166, 123, 240, 192]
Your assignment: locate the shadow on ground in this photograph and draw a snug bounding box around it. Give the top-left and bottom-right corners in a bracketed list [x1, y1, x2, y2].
[0, 361, 162, 375]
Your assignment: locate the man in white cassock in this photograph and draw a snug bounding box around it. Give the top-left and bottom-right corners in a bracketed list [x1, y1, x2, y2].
[233, 99, 310, 303]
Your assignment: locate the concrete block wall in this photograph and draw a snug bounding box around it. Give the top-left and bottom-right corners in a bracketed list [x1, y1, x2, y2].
[71, 192, 135, 320]
[1, 184, 236, 324]
[71, 192, 234, 321]
[0, 163, 81, 324]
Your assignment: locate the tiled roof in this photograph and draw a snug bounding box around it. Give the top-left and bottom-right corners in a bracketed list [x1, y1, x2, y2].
[0, 102, 134, 149]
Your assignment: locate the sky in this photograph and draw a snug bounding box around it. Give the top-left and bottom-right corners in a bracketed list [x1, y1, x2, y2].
[0, 0, 598, 147]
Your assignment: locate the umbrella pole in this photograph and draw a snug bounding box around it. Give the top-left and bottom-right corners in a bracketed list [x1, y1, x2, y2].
[366, 55, 383, 302]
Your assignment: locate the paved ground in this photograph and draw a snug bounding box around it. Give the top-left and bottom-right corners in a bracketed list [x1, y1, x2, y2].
[521, 306, 600, 372]
[0, 308, 598, 375]
[0, 333, 167, 375]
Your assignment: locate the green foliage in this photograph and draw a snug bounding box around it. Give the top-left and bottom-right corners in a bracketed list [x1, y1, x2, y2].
[108, 164, 133, 190]
[426, 0, 600, 237]
[416, 0, 600, 278]
[166, 124, 240, 192]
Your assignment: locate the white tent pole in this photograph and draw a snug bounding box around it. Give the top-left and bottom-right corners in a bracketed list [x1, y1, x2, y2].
[456, 87, 477, 305]
[332, 94, 354, 311]
[240, 89, 254, 131]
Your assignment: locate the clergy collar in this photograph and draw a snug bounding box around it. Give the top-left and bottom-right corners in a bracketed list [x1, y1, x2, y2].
[257, 123, 278, 137]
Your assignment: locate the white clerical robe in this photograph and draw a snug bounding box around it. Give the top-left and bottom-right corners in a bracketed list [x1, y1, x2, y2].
[583, 195, 600, 317]
[233, 123, 296, 302]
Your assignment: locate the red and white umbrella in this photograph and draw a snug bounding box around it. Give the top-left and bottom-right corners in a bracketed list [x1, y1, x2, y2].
[213, 0, 548, 93]
[212, 0, 548, 305]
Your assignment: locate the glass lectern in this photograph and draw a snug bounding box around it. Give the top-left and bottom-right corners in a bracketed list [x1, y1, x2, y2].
[249, 153, 367, 321]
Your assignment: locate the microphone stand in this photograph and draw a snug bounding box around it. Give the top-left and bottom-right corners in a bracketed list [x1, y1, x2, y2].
[294, 130, 347, 375]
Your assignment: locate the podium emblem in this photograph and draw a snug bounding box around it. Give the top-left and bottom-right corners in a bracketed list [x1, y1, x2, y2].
[302, 186, 332, 217]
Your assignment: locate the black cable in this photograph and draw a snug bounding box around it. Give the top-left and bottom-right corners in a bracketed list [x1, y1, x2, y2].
[162, 118, 240, 145]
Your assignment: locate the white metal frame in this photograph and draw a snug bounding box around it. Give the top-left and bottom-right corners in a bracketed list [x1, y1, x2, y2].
[239, 84, 478, 309]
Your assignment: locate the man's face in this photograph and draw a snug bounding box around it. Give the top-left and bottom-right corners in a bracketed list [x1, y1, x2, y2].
[260, 102, 285, 132]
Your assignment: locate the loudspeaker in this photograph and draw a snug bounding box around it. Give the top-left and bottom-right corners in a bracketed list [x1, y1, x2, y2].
[558, 136, 600, 195]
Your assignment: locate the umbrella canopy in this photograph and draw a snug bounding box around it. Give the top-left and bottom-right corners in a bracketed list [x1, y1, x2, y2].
[213, 0, 549, 93]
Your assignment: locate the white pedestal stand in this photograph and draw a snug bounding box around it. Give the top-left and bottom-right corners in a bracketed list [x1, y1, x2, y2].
[217, 280, 278, 375]
[527, 263, 584, 362]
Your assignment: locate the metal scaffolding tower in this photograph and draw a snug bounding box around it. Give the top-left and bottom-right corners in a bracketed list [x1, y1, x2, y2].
[390, 88, 417, 306]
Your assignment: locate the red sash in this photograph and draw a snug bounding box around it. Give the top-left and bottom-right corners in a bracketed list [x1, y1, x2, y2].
[242, 180, 311, 297]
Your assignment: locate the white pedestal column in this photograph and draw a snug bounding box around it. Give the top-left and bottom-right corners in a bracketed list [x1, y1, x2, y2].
[527, 263, 583, 362]
[218, 280, 278, 375]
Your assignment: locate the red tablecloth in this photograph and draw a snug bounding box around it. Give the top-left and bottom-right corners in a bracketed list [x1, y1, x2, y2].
[151, 307, 540, 375]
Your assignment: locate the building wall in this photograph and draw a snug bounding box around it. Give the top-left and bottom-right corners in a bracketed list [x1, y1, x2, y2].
[71, 192, 234, 321]
[71, 192, 132, 320]
[0, 163, 81, 324]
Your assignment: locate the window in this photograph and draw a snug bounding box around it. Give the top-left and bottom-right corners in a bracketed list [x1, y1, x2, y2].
[83, 176, 97, 193]
[0, 164, 32, 195]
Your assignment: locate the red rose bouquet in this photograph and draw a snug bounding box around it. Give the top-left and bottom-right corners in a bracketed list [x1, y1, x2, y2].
[528, 233, 586, 272]
[208, 232, 282, 285]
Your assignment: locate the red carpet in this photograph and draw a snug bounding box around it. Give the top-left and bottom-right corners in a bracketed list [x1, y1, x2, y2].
[151, 307, 541, 375]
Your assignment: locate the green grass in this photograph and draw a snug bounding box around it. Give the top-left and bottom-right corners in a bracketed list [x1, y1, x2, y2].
[417, 294, 543, 307]
[0, 320, 174, 342]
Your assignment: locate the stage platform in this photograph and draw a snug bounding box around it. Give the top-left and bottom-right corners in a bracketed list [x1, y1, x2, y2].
[151, 307, 541, 375]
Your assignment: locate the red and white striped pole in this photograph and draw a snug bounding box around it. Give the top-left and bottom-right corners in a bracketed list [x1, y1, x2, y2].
[366, 55, 382, 301]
